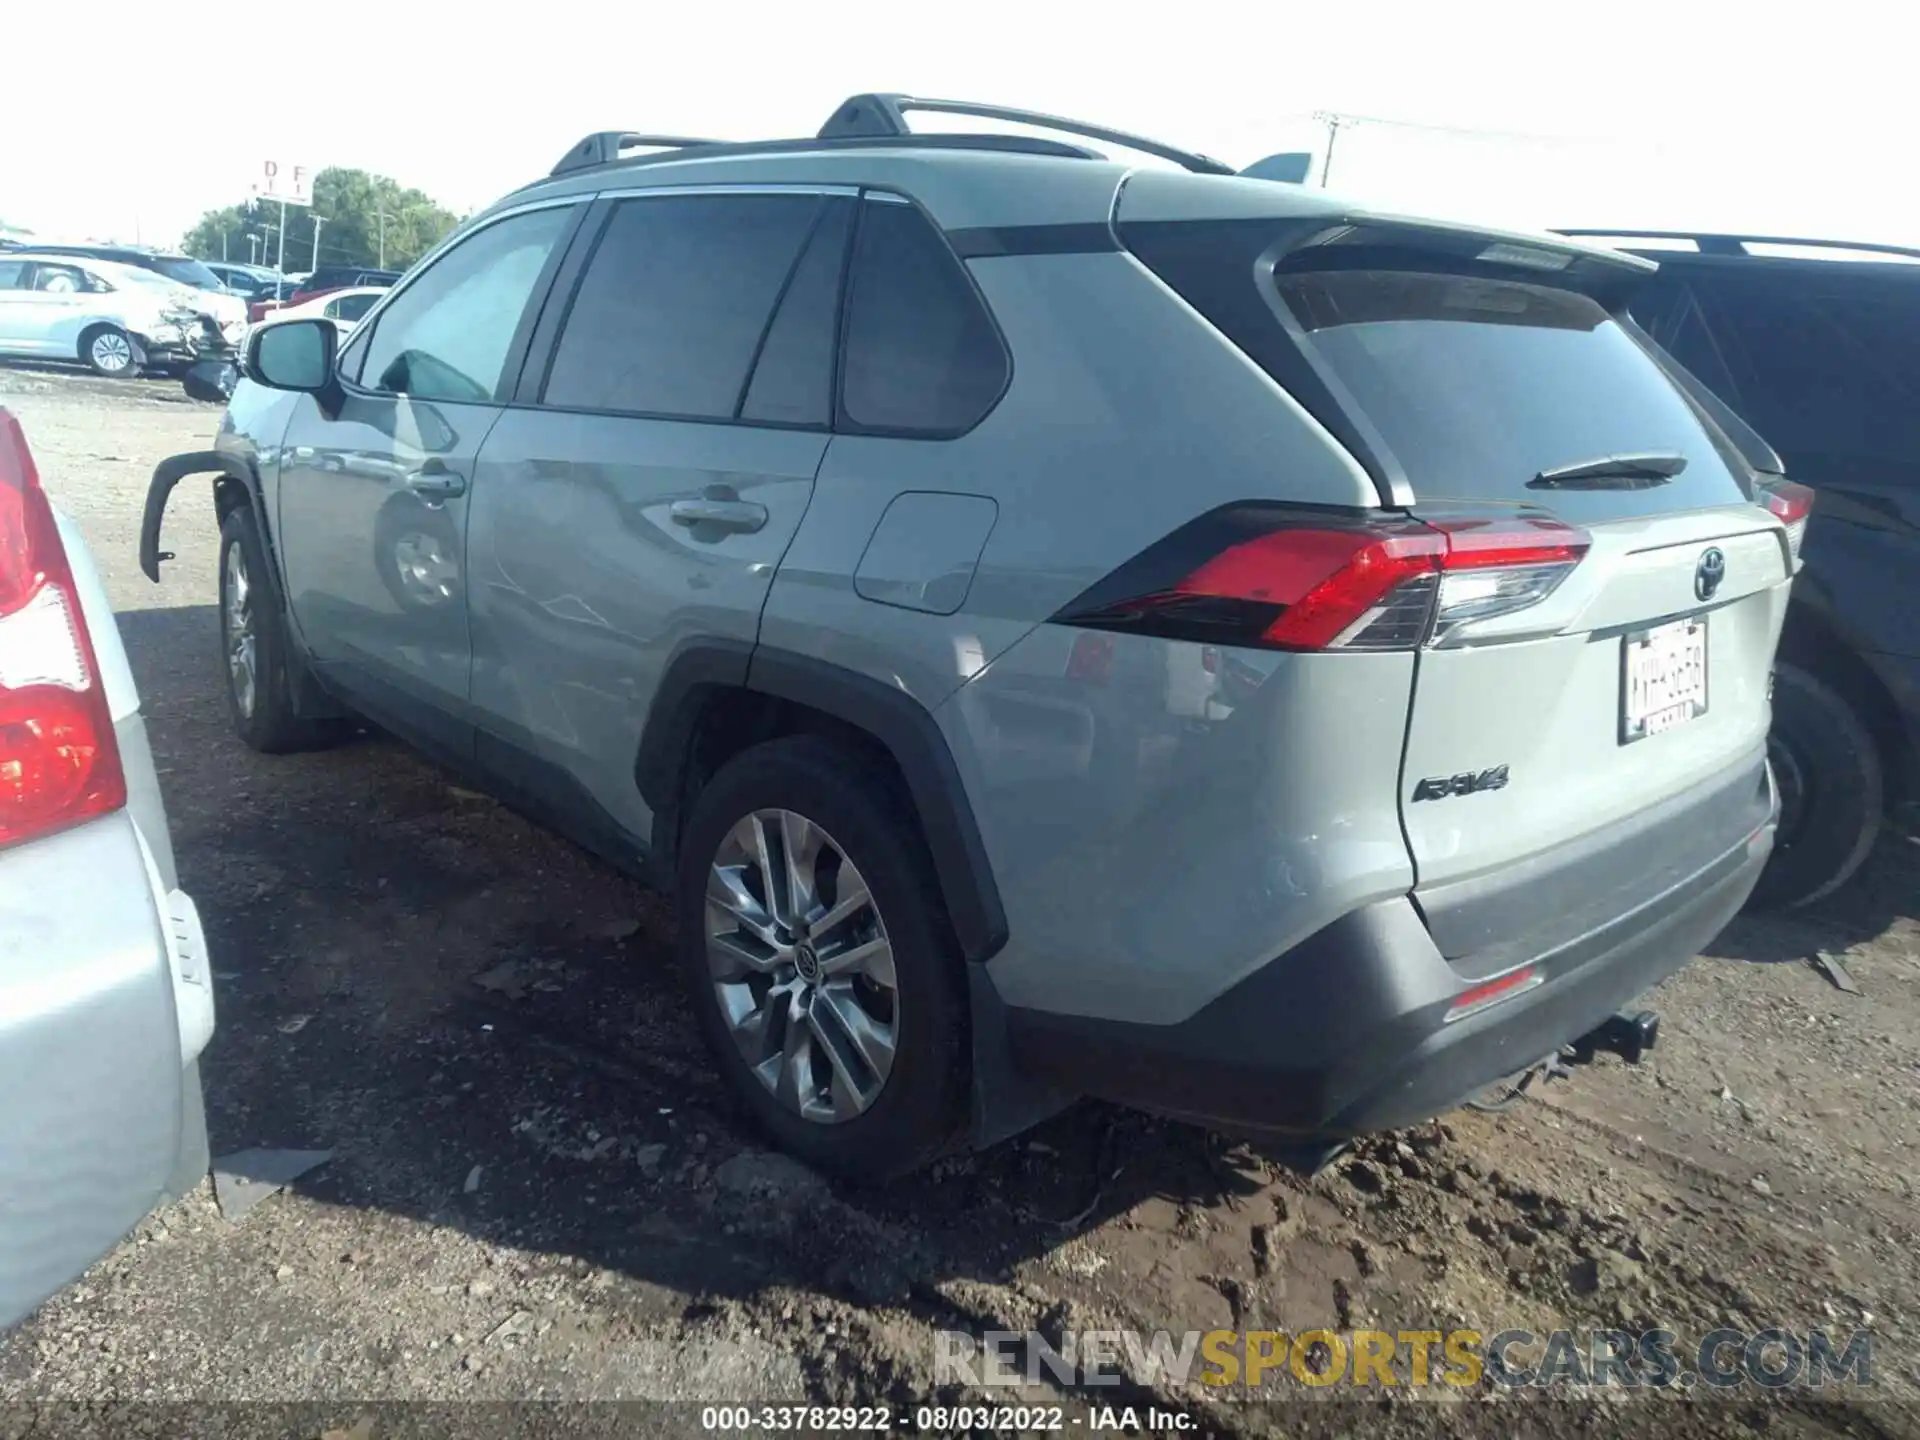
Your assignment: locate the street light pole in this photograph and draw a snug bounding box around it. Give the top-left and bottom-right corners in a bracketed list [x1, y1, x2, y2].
[311, 215, 327, 271]
[375, 208, 391, 269]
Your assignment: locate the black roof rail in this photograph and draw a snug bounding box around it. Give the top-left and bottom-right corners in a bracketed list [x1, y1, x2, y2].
[551, 132, 724, 177]
[1555, 229, 1920, 261]
[818, 93, 1236, 176]
[531, 131, 1117, 191]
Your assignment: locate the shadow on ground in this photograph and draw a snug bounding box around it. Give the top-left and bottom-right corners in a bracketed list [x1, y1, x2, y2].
[111, 602, 1920, 1343]
[114, 604, 1277, 1320]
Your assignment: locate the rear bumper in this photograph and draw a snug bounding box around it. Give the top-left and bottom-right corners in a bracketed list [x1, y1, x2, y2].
[0, 809, 212, 1327]
[997, 761, 1775, 1140]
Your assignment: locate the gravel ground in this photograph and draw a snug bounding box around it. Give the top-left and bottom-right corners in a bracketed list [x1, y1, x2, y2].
[2, 361, 1918, 1437]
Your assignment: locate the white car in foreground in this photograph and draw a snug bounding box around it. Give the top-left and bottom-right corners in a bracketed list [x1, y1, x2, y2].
[0, 407, 214, 1326]
[0, 253, 242, 376]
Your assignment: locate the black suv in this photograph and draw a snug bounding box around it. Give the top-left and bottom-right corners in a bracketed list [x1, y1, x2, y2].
[1564, 231, 1920, 905]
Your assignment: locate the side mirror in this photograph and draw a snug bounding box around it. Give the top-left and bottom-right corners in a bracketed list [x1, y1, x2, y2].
[245, 318, 338, 394]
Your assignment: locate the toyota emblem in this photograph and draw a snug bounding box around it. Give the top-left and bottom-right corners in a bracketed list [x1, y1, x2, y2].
[1695, 547, 1726, 602]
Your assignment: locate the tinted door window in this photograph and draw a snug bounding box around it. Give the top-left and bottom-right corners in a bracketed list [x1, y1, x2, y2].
[840, 199, 1008, 435]
[741, 199, 854, 426]
[542, 193, 823, 420]
[358, 207, 571, 403]
[0, 261, 25, 289]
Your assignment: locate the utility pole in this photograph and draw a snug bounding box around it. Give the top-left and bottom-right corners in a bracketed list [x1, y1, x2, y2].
[1311, 111, 1354, 188]
[276, 199, 288, 273]
[374, 208, 392, 269]
[311, 215, 327, 270]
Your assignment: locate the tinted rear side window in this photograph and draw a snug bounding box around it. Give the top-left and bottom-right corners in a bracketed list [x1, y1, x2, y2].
[840, 199, 1008, 435]
[1279, 270, 1751, 522]
[544, 193, 822, 421]
[1684, 272, 1920, 483]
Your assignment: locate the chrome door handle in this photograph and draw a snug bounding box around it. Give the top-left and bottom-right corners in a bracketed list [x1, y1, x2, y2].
[405, 465, 466, 500]
[670, 498, 767, 534]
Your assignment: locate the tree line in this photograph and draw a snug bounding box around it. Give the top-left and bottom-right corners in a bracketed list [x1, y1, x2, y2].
[182, 168, 462, 273]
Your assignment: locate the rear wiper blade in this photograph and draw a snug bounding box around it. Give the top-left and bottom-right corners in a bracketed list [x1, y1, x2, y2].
[1528, 451, 1688, 490]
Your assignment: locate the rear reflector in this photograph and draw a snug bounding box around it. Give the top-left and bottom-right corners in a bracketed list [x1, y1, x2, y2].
[1757, 479, 1813, 563]
[0, 409, 126, 850]
[1444, 965, 1541, 1023]
[1055, 506, 1589, 653]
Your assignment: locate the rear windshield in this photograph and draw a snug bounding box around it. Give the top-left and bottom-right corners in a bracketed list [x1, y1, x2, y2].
[1277, 270, 1751, 521]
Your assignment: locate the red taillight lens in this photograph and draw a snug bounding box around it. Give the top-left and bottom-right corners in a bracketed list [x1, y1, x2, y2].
[0, 409, 126, 850]
[1757, 479, 1813, 562]
[1057, 507, 1590, 653]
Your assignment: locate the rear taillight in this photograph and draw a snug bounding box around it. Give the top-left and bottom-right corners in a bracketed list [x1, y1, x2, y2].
[1056, 507, 1590, 653]
[0, 409, 126, 850]
[1757, 479, 1813, 563]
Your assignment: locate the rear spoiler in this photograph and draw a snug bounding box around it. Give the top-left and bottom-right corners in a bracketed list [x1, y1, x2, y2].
[1241, 153, 1314, 184]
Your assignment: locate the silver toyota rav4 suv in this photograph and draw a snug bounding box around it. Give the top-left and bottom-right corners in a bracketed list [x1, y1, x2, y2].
[144, 95, 1799, 1178]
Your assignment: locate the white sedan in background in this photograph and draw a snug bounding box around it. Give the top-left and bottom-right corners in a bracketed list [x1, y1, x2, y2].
[0, 254, 240, 377]
[251, 286, 386, 336]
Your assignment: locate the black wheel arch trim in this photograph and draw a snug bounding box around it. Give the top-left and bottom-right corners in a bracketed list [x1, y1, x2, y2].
[636, 641, 1010, 964]
[141, 449, 264, 582]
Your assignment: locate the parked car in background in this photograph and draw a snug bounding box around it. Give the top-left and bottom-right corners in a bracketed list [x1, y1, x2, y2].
[146, 97, 1794, 1179]
[15, 244, 246, 336]
[0, 408, 214, 1327]
[284, 266, 400, 308]
[26, 244, 235, 296]
[250, 285, 386, 336]
[205, 262, 285, 302]
[1563, 230, 1920, 906]
[245, 279, 301, 326]
[0, 253, 222, 375]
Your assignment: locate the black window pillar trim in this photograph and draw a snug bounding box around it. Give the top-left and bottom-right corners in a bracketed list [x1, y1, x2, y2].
[635, 641, 1010, 964]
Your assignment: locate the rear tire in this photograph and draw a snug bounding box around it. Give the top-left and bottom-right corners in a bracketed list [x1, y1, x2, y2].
[219, 508, 344, 754]
[80, 325, 141, 378]
[675, 735, 969, 1181]
[1748, 664, 1883, 909]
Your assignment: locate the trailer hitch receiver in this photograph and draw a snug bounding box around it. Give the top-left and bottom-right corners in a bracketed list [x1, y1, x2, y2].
[1569, 1009, 1660, 1066]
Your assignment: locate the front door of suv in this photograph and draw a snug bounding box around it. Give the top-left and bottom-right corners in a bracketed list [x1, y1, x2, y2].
[274, 202, 579, 755]
[464, 189, 854, 843]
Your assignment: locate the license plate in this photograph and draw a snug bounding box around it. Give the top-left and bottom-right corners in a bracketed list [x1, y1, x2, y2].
[1621, 617, 1708, 743]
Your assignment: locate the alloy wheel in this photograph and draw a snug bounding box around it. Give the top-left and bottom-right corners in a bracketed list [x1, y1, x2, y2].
[705, 808, 899, 1124]
[90, 331, 134, 374]
[224, 542, 257, 718]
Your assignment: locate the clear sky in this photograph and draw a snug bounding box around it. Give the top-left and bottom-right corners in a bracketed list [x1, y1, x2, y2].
[4, 0, 1912, 253]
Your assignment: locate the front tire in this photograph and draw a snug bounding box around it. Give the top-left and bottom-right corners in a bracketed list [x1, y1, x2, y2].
[676, 736, 969, 1180]
[81, 325, 142, 378]
[219, 508, 342, 754]
[1748, 664, 1883, 909]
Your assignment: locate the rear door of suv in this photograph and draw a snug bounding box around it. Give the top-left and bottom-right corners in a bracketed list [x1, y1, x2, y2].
[464, 187, 854, 844]
[1116, 188, 1790, 955]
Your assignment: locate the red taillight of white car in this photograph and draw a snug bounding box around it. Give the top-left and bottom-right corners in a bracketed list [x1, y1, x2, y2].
[1056, 506, 1591, 652]
[0, 409, 126, 850]
[1757, 479, 1814, 563]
